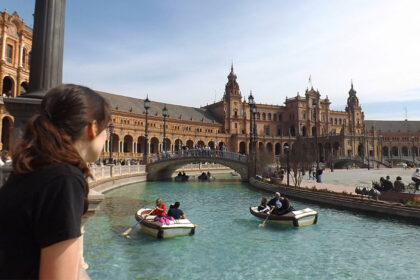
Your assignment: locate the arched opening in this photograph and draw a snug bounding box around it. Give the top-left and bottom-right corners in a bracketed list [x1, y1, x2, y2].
[2, 76, 14, 97]
[164, 138, 172, 151]
[208, 141, 215, 150]
[275, 143, 281, 155]
[266, 142, 273, 153]
[218, 141, 226, 150]
[402, 146, 408, 156]
[311, 126, 316, 136]
[137, 136, 145, 153]
[289, 126, 295, 137]
[382, 146, 389, 157]
[197, 140, 205, 148]
[1, 117, 13, 151]
[239, 141, 246, 154]
[111, 134, 119, 154]
[186, 140, 194, 149]
[357, 143, 364, 157]
[391, 146, 398, 157]
[20, 82, 28, 94]
[302, 126, 307, 137]
[123, 135, 133, 153]
[150, 137, 159, 154]
[175, 139, 182, 151]
[258, 142, 264, 152]
[318, 143, 324, 162]
[333, 142, 340, 156]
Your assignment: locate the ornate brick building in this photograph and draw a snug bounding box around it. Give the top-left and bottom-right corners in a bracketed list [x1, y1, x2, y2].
[0, 10, 419, 166]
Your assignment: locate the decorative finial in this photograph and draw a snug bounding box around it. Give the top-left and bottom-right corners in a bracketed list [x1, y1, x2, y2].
[231, 61, 234, 73]
[351, 79, 353, 89]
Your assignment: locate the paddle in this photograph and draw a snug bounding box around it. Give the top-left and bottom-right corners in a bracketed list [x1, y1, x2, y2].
[259, 206, 275, 228]
[122, 208, 155, 236]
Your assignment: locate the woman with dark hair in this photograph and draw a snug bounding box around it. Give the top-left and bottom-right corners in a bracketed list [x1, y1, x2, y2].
[0, 84, 110, 279]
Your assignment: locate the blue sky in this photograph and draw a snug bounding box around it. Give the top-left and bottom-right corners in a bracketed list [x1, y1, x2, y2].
[3, 0, 420, 120]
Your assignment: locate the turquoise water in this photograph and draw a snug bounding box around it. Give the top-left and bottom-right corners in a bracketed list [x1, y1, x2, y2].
[84, 177, 420, 280]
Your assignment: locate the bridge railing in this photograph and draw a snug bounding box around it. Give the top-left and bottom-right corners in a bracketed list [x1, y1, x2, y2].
[148, 149, 248, 164]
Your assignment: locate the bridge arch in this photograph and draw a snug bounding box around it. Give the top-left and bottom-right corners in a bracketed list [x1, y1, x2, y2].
[146, 151, 248, 181]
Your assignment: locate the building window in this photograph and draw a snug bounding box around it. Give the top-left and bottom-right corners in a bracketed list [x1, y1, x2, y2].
[339, 119, 342, 125]
[268, 113, 271, 121]
[22, 48, 27, 66]
[277, 127, 282, 136]
[256, 113, 260, 120]
[264, 125, 270, 136]
[279, 114, 282, 121]
[6, 44, 13, 63]
[235, 123, 237, 128]
[262, 113, 266, 120]
[273, 114, 277, 121]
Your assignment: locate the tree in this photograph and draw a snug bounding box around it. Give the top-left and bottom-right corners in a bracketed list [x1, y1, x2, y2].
[278, 137, 316, 187]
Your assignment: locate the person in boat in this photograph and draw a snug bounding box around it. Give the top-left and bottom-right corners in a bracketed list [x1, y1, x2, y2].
[393, 176, 405, 192]
[412, 168, 420, 191]
[257, 197, 270, 213]
[167, 202, 186, 219]
[207, 171, 211, 178]
[267, 192, 295, 215]
[151, 198, 174, 225]
[182, 171, 187, 177]
[177, 172, 182, 177]
[382, 176, 394, 191]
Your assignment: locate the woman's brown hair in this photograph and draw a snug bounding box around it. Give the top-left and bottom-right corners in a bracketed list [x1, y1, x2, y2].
[13, 84, 110, 212]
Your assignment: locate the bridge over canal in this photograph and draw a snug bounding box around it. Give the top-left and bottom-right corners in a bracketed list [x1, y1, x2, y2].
[146, 150, 249, 181]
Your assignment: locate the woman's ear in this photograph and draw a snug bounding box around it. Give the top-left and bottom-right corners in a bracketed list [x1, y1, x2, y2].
[87, 121, 98, 140]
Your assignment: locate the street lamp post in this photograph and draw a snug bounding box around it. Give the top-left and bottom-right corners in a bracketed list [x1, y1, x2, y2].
[284, 145, 290, 187]
[379, 135, 383, 163]
[162, 105, 168, 153]
[108, 123, 114, 164]
[367, 130, 370, 170]
[144, 96, 150, 164]
[412, 136, 416, 166]
[327, 135, 333, 172]
[248, 93, 255, 156]
[312, 101, 319, 169]
[252, 104, 257, 176]
[390, 139, 393, 167]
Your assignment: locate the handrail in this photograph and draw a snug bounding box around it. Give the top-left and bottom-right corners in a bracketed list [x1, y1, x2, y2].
[147, 149, 248, 164]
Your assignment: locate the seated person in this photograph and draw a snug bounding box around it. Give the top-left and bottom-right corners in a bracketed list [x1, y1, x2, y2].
[267, 192, 289, 215]
[412, 169, 420, 190]
[177, 172, 182, 177]
[394, 176, 405, 192]
[151, 198, 167, 217]
[257, 197, 270, 213]
[382, 176, 394, 191]
[167, 202, 186, 219]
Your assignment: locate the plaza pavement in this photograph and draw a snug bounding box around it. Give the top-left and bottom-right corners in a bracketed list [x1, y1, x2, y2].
[298, 167, 418, 195]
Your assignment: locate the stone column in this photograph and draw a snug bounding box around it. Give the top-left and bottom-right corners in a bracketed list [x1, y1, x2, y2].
[1, 34, 6, 60]
[28, 0, 66, 93]
[4, 0, 67, 143]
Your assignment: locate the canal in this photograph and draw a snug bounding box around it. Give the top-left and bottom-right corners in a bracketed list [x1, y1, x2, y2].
[84, 176, 420, 279]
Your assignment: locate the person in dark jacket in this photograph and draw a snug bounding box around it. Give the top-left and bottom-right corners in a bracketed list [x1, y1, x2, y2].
[267, 192, 292, 215]
[382, 176, 394, 191]
[393, 176, 405, 192]
[167, 202, 185, 219]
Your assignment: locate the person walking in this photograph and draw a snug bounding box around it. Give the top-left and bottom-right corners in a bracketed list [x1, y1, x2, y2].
[412, 168, 420, 191]
[0, 84, 110, 279]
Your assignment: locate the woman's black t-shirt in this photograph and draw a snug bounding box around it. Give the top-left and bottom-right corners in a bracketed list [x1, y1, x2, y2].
[0, 163, 86, 279]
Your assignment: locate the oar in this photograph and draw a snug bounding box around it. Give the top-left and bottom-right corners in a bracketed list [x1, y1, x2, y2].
[122, 208, 155, 236]
[259, 207, 275, 228]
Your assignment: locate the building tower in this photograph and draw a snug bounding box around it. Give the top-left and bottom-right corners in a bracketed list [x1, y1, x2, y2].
[223, 64, 242, 136]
